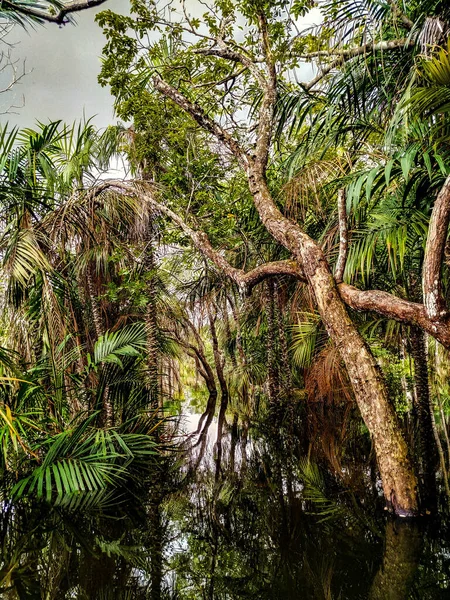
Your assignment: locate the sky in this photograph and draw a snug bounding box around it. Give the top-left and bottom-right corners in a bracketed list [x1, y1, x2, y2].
[0, 0, 321, 132]
[0, 0, 128, 129]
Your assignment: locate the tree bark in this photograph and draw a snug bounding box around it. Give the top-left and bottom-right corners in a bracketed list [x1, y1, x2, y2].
[423, 175, 450, 321]
[335, 188, 348, 283]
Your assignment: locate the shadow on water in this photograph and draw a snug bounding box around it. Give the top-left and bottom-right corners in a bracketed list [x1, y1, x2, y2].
[1, 401, 450, 599]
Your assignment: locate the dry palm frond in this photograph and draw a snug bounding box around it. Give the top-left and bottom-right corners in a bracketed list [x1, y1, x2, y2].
[283, 157, 348, 222]
[304, 344, 353, 405]
[418, 17, 449, 56]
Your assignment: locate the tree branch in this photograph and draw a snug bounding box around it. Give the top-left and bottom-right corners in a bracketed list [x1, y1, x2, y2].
[152, 75, 250, 169]
[95, 179, 303, 291]
[423, 175, 450, 321]
[303, 38, 415, 91]
[335, 188, 348, 283]
[301, 38, 414, 60]
[387, 0, 414, 30]
[194, 45, 266, 88]
[89, 180, 450, 349]
[254, 10, 277, 172]
[339, 284, 450, 349]
[2, 0, 108, 25]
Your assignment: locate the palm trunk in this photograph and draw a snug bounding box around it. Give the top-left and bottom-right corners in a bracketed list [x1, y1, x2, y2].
[275, 282, 292, 395]
[144, 233, 159, 410]
[228, 295, 250, 410]
[223, 300, 237, 370]
[87, 266, 103, 340]
[265, 280, 280, 405]
[437, 390, 450, 466]
[87, 266, 113, 427]
[409, 326, 438, 507]
[208, 306, 229, 480]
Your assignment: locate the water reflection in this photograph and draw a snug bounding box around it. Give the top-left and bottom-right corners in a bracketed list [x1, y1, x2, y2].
[1, 405, 450, 599]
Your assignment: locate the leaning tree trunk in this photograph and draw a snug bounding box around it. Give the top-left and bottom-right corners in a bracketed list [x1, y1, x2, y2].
[248, 171, 419, 515]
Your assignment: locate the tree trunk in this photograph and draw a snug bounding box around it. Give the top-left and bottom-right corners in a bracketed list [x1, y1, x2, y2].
[87, 266, 114, 428]
[87, 266, 103, 340]
[150, 75, 420, 515]
[208, 306, 229, 480]
[247, 171, 419, 515]
[228, 294, 250, 410]
[275, 282, 292, 395]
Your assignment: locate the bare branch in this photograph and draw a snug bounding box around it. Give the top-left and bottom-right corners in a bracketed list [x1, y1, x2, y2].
[1, 0, 108, 25]
[423, 175, 450, 321]
[387, 1, 414, 30]
[304, 38, 415, 91]
[152, 75, 250, 168]
[335, 188, 348, 283]
[301, 38, 414, 60]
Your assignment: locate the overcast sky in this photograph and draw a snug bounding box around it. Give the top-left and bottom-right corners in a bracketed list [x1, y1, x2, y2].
[0, 0, 128, 129]
[0, 0, 320, 132]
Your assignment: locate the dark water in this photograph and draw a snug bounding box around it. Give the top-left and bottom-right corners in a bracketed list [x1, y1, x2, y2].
[1, 407, 450, 599]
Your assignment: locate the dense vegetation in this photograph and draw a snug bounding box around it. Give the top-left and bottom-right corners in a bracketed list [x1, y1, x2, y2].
[1, 0, 450, 597]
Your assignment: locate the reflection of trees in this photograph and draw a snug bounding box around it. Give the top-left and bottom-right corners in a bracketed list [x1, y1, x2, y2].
[168, 415, 385, 600]
[369, 520, 422, 600]
[2, 408, 450, 599]
[0, 451, 177, 599]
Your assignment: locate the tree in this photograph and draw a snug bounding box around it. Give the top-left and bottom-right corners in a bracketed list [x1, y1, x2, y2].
[95, 0, 449, 515]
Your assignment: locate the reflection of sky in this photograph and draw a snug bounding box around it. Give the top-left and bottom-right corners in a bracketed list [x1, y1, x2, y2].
[0, 1, 322, 130]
